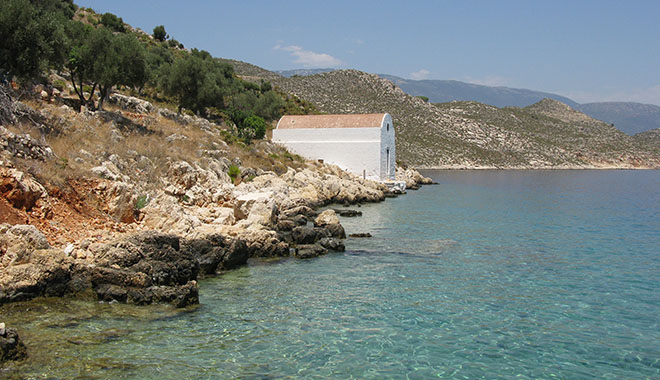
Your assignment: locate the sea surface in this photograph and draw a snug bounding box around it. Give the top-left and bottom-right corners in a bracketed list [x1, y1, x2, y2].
[2, 170, 659, 379]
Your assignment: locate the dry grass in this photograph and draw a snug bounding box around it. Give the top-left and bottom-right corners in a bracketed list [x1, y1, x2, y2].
[7, 99, 312, 192]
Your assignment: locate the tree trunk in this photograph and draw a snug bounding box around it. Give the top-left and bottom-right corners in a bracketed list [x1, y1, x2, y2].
[98, 85, 109, 111]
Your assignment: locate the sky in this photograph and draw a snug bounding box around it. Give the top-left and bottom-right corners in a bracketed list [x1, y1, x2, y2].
[76, 0, 660, 106]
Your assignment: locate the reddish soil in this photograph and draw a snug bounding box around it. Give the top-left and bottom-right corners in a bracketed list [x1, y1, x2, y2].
[1, 176, 136, 247]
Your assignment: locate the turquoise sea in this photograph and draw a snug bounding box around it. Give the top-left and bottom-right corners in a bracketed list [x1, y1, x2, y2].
[3, 170, 660, 379]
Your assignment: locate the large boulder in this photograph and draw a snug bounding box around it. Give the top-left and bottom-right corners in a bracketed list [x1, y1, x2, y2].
[314, 209, 339, 226]
[0, 168, 47, 211]
[0, 224, 74, 304]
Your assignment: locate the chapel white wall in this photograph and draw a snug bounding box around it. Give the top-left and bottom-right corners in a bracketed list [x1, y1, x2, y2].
[379, 114, 396, 180]
[272, 127, 382, 180]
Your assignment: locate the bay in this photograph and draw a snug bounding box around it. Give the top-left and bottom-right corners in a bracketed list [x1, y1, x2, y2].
[3, 170, 659, 379]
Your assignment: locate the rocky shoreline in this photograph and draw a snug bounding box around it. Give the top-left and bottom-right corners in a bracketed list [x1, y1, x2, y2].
[0, 92, 432, 364]
[0, 164, 430, 364]
[1, 168, 430, 309]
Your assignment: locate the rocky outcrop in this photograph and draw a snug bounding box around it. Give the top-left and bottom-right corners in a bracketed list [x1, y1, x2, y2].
[108, 93, 155, 114]
[0, 227, 251, 308]
[396, 167, 434, 189]
[182, 234, 248, 275]
[314, 209, 340, 226]
[0, 324, 27, 363]
[82, 232, 200, 307]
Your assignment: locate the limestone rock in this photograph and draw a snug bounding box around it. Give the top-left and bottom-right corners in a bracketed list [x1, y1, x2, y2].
[314, 209, 339, 226]
[0, 248, 74, 304]
[109, 93, 154, 114]
[91, 161, 126, 182]
[0, 224, 51, 268]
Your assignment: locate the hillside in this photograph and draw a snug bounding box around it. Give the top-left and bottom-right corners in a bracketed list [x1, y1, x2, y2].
[218, 58, 283, 81]
[276, 68, 336, 77]
[633, 128, 660, 150]
[259, 69, 660, 168]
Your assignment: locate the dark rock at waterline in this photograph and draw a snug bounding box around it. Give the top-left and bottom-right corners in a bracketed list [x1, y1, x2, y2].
[0, 326, 27, 363]
[324, 223, 346, 239]
[294, 244, 328, 259]
[181, 234, 248, 275]
[318, 237, 345, 252]
[243, 233, 290, 258]
[332, 208, 362, 217]
[86, 232, 201, 307]
[291, 226, 322, 245]
[349, 233, 372, 238]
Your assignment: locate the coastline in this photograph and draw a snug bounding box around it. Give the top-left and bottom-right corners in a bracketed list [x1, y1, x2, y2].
[0, 146, 431, 362]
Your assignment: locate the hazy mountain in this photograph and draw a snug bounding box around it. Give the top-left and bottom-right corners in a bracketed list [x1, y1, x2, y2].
[577, 102, 660, 135]
[377, 74, 580, 108]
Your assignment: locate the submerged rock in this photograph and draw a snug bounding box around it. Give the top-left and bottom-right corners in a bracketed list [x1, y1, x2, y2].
[332, 208, 362, 217]
[349, 233, 372, 238]
[0, 325, 27, 363]
[294, 244, 328, 259]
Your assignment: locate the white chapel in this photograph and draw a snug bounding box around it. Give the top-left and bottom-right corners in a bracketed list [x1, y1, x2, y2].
[272, 113, 396, 181]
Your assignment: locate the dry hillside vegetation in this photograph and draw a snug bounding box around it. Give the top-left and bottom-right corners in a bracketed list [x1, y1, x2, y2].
[1, 93, 306, 246]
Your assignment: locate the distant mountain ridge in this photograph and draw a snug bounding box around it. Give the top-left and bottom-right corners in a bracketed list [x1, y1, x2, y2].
[275, 69, 660, 135]
[379, 74, 581, 108]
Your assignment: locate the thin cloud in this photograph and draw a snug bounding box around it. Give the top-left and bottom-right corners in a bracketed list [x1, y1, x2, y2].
[410, 69, 431, 80]
[274, 44, 342, 68]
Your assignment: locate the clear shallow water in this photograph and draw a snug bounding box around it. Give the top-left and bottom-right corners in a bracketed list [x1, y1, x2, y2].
[3, 170, 660, 379]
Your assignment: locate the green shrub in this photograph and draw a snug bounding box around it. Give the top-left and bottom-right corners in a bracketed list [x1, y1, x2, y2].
[153, 25, 167, 42]
[53, 79, 66, 91]
[100, 12, 125, 32]
[228, 165, 240, 182]
[242, 115, 266, 140]
[135, 194, 149, 210]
